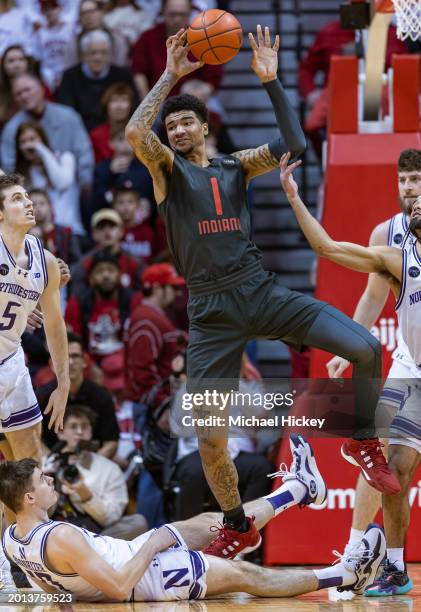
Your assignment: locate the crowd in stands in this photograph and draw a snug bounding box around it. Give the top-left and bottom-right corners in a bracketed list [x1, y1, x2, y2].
[0, 0, 276, 539]
[0, 0, 418, 546]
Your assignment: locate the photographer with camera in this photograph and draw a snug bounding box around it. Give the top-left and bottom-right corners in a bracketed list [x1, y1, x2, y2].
[46, 404, 148, 540]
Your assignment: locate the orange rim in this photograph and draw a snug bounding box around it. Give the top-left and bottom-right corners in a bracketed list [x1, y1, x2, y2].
[375, 0, 395, 12]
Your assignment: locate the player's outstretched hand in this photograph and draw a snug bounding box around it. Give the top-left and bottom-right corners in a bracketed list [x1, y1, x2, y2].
[248, 24, 280, 82]
[279, 152, 301, 200]
[44, 385, 69, 433]
[166, 28, 204, 79]
[26, 307, 43, 332]
[57, 258, 71, 289]
[327, 355, 351, 379]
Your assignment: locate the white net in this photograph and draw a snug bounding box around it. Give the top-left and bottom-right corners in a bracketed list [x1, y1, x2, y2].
[392, 0, 421, 41]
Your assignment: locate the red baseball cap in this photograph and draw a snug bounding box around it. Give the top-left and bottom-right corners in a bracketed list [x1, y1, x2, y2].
[142, 263, 185, 288]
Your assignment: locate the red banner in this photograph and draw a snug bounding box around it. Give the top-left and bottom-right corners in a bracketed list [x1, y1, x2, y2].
[264, 437, 421, 564]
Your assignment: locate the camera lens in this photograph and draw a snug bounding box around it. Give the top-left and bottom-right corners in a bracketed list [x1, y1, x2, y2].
[62, 464, 80, 484]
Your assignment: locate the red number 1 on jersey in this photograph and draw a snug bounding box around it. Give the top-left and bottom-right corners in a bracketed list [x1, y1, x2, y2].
[210, 177, 223, 216]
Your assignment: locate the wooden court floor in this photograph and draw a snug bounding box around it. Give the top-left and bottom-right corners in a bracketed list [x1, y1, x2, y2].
[0, 564, 419, 612]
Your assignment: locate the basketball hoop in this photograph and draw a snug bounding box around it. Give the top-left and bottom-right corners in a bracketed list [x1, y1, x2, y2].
[391, 0, 421, 41]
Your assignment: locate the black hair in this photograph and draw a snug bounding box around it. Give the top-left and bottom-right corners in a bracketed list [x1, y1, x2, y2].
[398, 149, 421, 173]
[0, 458, 38, 513]
[161, 94, 209, 125]
[67, 331, 83, 346]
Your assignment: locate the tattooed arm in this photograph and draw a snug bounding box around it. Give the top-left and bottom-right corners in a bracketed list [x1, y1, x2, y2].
[233, 26, 305, 181]
[125, 29, 203, 202]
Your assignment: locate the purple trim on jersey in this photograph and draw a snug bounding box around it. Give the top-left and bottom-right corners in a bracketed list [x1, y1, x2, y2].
[188, 551, 205, 599]
[9, 520, 54, 545]
[1, 236, 17, 266]
[391, 415, 421, 439]
[403, 214, 409, 231]
[412, 242, 421, 267]
[162, 524, 183, 548]
[380, 387, 407, 410]
[1, 402, 41, 430]
[40, 524, 78, 577]
[0, 350, 17, 365]
[387, 217, 395, 247]
[395, 249, 407, 311]
[35, 237, 48, 288]
[25, 239, 33, 270]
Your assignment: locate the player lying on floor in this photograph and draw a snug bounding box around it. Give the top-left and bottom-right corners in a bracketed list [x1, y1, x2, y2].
[0, 436, 384, 602]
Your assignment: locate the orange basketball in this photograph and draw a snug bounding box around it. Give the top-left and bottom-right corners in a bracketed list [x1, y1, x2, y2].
[187, 9, 243, 66]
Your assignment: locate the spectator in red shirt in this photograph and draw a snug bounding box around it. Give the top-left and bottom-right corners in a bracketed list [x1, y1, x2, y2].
[131, 0, 223, 99]
[66, 251, 143, 373]
[70, 208, 143, 295]
[28, 188, 81, 264]
[298, 19, 406, 160]
[89, 83, 136, 163]
[125, 263, 185, 406]
[112, 183, 167, 264]
[92, 124, 154, 210]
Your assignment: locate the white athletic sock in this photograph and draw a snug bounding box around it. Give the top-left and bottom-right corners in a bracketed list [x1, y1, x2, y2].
[387, 548, 405, 571]
[264, 478, 307, 516]
[348, 528, 364, 548]
[314, 562, 355, 590]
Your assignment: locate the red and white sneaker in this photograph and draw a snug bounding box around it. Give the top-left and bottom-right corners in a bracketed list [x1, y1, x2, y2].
[341, 438, 401, 495]
[203, 516, 261, 559]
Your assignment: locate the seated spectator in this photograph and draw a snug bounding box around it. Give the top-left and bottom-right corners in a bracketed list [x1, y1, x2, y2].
[168, 354, 274, 521]
[112, 183, 167, 264]
[63, 0, 129, 69]
[15, 121, 85, 236]
[70, 208, 142, 294]
[38, 332, 120, 458]
[33, 0, 76, 91]
[298, 19, 407, 161]
[2, 73, 94, 192]
[0, 45, 51, 129]
[89, 82, 135, 163]
[131, 0, 223, 99]
[92, 125, 154, 210]
[46, 404, 148, 539]
[65, 251, 143, 373]
[103, 0, 154, 47]
[125, 263, 185, 407]
[0, 0, 34, 57]
[56, 29, 138, 132]
[28, 188, 81, 264]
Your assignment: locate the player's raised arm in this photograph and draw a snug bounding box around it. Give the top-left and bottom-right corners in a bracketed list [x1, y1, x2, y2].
[279, 153, 403, 279]
[38, 251, 70, 433]
[232, 25, 306, 181]
[125, 29, 203, 175]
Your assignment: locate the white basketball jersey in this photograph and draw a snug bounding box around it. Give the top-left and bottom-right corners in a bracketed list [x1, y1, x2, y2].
[0, 234, 47, 359]
[386, 213, 413, 365]
[387, 212, 413, 249]
[3, 520, 150, 602]
[395, 242, 421, 372]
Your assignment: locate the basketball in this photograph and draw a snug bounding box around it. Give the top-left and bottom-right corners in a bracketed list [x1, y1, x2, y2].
[187, 9, 243, 66]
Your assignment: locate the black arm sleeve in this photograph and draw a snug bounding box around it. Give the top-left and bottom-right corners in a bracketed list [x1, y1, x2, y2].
[263, 78, 306, 161]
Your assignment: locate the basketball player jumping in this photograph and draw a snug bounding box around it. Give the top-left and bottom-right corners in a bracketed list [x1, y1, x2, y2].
[0, 175, 69, 589]
[280, 151, 421, 597]
[126, 25, 399, 559]
[326, 148, 421, 597]
[0, 436, 386, 602]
